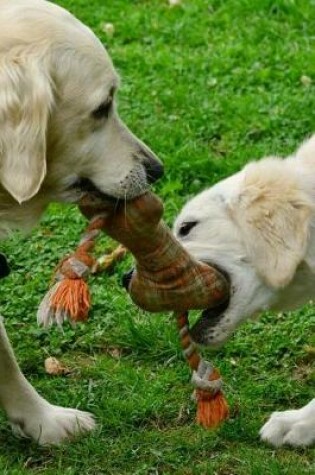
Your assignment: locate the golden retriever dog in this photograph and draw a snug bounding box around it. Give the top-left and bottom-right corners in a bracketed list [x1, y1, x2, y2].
[0, 0, 163, 444]
[174, 136, 315, 448]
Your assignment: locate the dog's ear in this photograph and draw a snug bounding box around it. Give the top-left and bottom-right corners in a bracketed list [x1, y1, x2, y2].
[0, 52, 54, 203]
[229, 158, 313, 288]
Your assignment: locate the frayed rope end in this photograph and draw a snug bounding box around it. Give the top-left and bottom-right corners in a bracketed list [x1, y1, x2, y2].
[194, 366, 229, 428]
[50, 278, 91, 322]
[195, 388, 229, 428]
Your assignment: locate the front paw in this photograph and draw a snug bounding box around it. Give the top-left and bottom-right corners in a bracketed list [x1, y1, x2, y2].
[10, 403, 96, 445]
[260, 407, 315, 447]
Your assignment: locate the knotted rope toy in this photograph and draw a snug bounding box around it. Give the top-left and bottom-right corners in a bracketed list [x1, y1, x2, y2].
[37, 211, 126, 326]
[38, 191, 230, 427]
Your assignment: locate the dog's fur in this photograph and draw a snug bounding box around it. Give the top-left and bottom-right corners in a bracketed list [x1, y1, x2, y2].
[0, 0, 163, 444]
[174, 136, 315, 448]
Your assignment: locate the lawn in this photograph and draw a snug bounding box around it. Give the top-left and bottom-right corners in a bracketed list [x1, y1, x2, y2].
[0, 0, 314, 473]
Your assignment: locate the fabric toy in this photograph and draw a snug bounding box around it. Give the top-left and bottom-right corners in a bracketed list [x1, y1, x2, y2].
[38, 191, 230, 427]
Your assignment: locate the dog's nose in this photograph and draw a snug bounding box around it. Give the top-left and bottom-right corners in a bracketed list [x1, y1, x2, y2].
[138, 145, 164, 184]
[144, 157, 164, 184]
[122, 268, 134, 290]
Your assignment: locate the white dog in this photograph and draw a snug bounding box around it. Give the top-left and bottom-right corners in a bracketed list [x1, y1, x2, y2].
[174, 136, 315, 448]
[0, 0, 163, 444]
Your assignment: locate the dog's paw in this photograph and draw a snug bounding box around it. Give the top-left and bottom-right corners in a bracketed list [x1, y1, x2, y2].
[260, 401, 315, 447]
[10, 404, 95, 445]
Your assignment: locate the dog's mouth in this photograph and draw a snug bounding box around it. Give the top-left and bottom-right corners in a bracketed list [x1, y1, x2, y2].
[71, 178, 120, 203]
[65, 155, 163, 206]
[61, 177, 123, 218]
[59, 177, 119, 206]
[188, 262, 230, 345]
[189, 298, 230, 345]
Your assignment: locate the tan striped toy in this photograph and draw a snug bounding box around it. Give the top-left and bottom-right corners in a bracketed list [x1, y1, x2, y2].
[38, 191, 230, 428]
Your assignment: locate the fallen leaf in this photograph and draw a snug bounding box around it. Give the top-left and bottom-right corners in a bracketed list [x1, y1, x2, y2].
[107, 347, 122, 359]
[292, 364, 313, 381]
[44, 357, 71, 376]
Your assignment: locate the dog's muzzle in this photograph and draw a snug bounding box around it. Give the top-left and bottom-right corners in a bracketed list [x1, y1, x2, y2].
[189, 298, 230, 345]
[188, 263, 230, 345]
[69, 155, 164, 205]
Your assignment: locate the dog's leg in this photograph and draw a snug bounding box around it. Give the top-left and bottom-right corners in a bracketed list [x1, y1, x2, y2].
[260, 398, 315, 447]
[0, 317, 95, 444]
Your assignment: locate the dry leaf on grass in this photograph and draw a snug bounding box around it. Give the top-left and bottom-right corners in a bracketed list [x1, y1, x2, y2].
[44, 357, 71, 376]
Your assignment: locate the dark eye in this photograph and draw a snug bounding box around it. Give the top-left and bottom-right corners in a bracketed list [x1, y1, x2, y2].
[178, 221, 198, 237]
[92, 100, 112, 120]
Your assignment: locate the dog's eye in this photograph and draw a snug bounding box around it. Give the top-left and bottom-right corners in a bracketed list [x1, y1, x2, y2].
[178, 221, 198, 237]
[92, 100, 113, 120]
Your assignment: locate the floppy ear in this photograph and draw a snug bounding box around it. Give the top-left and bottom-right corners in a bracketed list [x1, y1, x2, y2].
[0, 52, 54, 203]
[229, 158, 313, 288]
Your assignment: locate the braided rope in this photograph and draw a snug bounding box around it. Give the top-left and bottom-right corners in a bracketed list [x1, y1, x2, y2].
[37, 214, 126, 327]
[176, 311, 229, 427]
[177, 312, 223, 393]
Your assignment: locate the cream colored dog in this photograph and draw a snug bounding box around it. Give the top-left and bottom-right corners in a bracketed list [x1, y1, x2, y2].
[174, 136, 315, 448]
[0, 0, 163, 444]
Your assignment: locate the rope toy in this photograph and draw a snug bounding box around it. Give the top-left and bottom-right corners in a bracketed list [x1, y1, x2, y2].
[38, 191, 230, 427]
[177, 311, 229, 427]
[80, 191, 229, 313]
[37, 212, 126, 326]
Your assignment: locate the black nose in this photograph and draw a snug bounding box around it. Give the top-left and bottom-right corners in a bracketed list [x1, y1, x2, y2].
[138, 146, 164, 185]
[122, 268, 134, 290]
[144, 158, 164, 184]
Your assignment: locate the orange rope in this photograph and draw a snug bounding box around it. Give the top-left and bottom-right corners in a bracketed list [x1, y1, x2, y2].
[176, 311, 229, 428]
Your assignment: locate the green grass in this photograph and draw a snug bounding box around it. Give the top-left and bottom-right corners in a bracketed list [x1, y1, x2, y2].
[0, 0, 315, 473]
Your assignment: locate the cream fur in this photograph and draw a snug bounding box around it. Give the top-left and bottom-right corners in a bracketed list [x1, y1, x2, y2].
[0, 0, 161, 445]
[174, 135, 315, 448]
[0, 0, 160, 237]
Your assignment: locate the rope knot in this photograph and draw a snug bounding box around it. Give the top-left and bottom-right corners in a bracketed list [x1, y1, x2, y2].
[37, 215, 126, 327]
[57, 255, 95, 281]
[191, 360, 223, 394]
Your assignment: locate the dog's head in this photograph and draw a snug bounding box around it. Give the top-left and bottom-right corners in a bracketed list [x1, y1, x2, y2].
[0, 0, 163, 206]
[174, 155, 313, 347]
